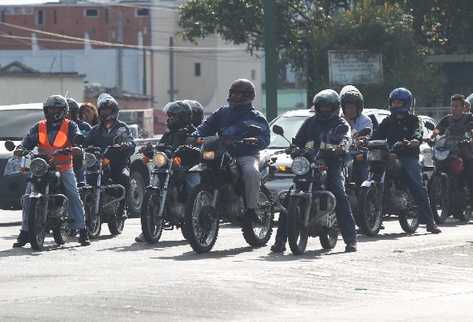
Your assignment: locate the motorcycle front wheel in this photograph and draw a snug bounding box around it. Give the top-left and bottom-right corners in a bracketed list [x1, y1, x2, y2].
[358, 185, 383, 236]
[28, 198, 48, 251]
[82, 190, 102, 239]
[140, 190, 164, 244]
[428, 173, 450, 224]
[108, 199, 126, 235]
[241, 186, 273, 248]
[319, 226, 338, 250]
[287, 197, 309, 255]
[399, 191, 419, 234]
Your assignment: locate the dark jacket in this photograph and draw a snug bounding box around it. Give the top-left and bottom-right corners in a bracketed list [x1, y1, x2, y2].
[85, 120, 136, 168]
[158, 125, 196, 151]
[436, 113, 473, 138]
[371, 114, 423, 157]
[76, 120, 92, 136]
[194, 103, 270, 157]
[21, 119, 80, 151]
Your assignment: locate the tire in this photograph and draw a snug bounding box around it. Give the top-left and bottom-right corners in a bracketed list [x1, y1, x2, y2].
[128, 170, 146, 217]
[52, 223, 66, 246]
[399, 192, 419, 234]
[241, 186, 273, 248]
[28, 198, 47, 251]
[428, 173, 450, 224]
[82, 190, 101, 239]
[108, 200, 126, 235]
[319, 227, 338, 250]
[287, 197, 309, 255]
[183, 184, 219, 254]
[358, 185, 383, 236]
[140, 190, 164, 244]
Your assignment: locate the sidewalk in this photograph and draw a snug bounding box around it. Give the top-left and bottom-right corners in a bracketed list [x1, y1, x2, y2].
[0, 210, 21, 226]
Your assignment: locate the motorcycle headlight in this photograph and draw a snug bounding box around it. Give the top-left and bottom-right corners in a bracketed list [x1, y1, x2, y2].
[153, 152, 168, 167]
[292, 156, 310, 176]
[202, 151, 215, 160]
[30, 158, 49, 177]
[84, 153, 97, 169]
[3, 157, 21, 176]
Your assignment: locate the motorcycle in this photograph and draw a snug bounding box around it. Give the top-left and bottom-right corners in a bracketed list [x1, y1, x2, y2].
[272, 125, 339, 255]
[140, 143, 201, 244]
[428, 134, 473, 224]
[5, 140, 74, 251]
[357, 140, 419, 236]
[80, 137, 127, 238]
[182, 125, 274, 253]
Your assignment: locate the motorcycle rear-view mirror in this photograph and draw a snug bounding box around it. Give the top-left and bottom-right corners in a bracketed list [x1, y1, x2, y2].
[272, 125, 284, 136]
[5, 140, 15, 152]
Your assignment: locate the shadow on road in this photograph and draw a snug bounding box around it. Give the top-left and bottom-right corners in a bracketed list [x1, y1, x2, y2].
[155, 246, 254, 261]
[258, 249, 328, 262]
[97, 239, 189, 252]
[0, 242, 84, 257]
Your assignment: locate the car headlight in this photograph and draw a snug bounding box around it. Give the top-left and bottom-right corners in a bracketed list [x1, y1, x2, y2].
[84, 153, 97, 168]
[292, 156, 310, 176]
[202, 151, 215, 160]
[3, 157, 22, 176]
[153, 152, 168, 167]
[30, 158, 49, 177]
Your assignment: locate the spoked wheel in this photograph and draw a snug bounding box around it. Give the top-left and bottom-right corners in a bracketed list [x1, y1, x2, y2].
[140, 190, 164, 244]
[287, 197, 309, 255]
[108, 199, 126, 235]
[428, 173, 450, 224]
[28, 198, 48, 251]
[319, 226, 338, 250]
[241, 186, 273, 247]
[183, 185, 219, 253]
[399, 192, 419, 234]
[358, 185, 383, 236]
[82, 190, 101, 239]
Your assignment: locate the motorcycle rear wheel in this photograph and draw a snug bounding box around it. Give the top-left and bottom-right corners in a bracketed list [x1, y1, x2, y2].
[82, 190, 102, 239]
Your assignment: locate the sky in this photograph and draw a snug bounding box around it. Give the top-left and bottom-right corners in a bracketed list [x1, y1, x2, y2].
[1, 0, 59, 4]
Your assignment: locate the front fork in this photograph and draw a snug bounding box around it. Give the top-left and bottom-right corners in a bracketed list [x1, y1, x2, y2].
[157, 162, 173, 219]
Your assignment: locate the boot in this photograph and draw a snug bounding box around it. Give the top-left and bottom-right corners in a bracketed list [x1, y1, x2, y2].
[426, 223, 442, 234]
[135, 233, 145, 243]
[345, 241, 358, 253]
[12, 230, 29, 248]
[79, 228, 91, 246]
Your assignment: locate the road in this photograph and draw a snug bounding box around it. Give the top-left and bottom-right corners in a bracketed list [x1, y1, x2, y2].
[1, 210, 473, 322]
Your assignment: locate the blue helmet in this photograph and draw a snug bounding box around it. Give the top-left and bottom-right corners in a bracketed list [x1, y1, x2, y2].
[388, 88, 413, 114]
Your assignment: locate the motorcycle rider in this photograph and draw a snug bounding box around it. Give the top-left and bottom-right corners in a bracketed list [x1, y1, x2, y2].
[372, 87, 441, 234]
[13, 95, 90, 247]
[271, 89, 358, 253]
[85, 93, 136, 219]
[135, 100, 203, 242]
[193, 79, 270, 222]
[340, 85, 373, 185]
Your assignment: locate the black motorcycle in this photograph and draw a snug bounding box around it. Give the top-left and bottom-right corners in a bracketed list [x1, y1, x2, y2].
[80, 145, 127, 238]
[182, 127, 274, 253]
[140, 143, 201, 244]
[358, 140, 419, 236]
[272, 125, 339, 255]
[5, 141, 74, 251]
[428, 134, 473, 224]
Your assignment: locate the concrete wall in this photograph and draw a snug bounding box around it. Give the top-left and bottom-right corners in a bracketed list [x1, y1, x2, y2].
[0, 74, 84, 105]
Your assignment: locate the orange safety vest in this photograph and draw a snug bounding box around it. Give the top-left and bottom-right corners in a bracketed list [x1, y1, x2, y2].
[37, 119, 73, 172]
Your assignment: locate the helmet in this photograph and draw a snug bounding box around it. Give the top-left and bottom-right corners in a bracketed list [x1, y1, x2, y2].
[43, 95, 68, 124]
[313, 89, 341, 120]
[389, 88, 413, 115]
[340, 85, 364, 115]
[228, 79, 256, 106]
[67, 98, 80, 120]
[97, 93, 119, 124]
[182, 99, 204, 127]
[465, 93, 473, 112]
[163, 100, 192, 130]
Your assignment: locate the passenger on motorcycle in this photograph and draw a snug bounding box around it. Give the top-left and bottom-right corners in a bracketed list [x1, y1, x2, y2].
[272, 89, 358, 253]
[372, 88, 441, 234]
[340, 85, 373, 185]
[135, 100, 203, 242]
[13, 95, 90, 247]
[192, 79, 270, 222]
[85, 93, 136, 219]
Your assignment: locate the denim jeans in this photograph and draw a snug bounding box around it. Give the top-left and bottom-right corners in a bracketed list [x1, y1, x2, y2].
[22, 170, 86, 231]
[399, 156, 434, 225]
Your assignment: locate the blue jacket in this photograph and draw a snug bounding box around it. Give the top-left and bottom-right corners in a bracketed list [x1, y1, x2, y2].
[194, 103, 270, 157]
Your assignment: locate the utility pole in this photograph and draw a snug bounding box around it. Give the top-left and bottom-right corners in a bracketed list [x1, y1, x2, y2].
[263, 0, 278, 121]
[169, 36, 175, 101]
[117, 12, 124, 92]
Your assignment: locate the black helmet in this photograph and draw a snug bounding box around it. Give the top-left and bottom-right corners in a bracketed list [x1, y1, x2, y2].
[313, 89, 340, 120]
[163, 100, 192, 130]
[97, 93, 119, 124]
[182, 99, 204, 127]
[228, 78, 256, 106]
[43, 95, 68, 124]
[340, 85, 364, 115]
[67, 98, 80, 120]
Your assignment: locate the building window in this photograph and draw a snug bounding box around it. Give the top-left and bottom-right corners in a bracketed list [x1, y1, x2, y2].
[85, 9, 98, 17]
[53, 10, 57, 24]
[251, 69, 256, 80]
[194, 63, 201, 77]
[36, 10, 44, 25]
[136, 8, 149, 16]
[105, 8, 109, 24]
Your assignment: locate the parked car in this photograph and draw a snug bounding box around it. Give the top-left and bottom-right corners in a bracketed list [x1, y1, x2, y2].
[263, 108, 435, 209]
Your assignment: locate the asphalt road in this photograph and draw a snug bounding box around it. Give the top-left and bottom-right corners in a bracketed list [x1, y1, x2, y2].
[1, 210, 473, 322]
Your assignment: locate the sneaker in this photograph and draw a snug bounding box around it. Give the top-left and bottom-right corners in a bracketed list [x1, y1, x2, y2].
[270, 243, 286, 253]
[345, 241, 357, 253]
[135, 233, 145, 243]
[426, 224, 442, 234]
[79, 228, 91, 246]
[12, 230, 29, 248]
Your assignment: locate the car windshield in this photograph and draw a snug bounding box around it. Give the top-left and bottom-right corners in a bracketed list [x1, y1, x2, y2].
[269, 116, 308, 148]
[0, 109, 44, 140]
